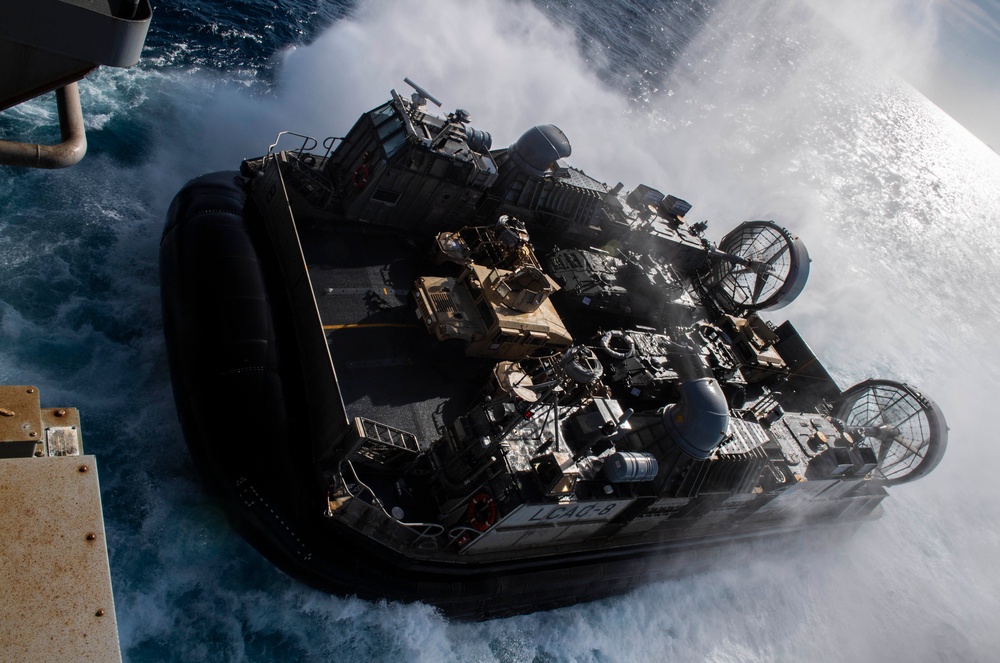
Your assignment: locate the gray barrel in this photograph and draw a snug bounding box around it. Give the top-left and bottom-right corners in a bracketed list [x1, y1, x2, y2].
[602, 452, 659, 483]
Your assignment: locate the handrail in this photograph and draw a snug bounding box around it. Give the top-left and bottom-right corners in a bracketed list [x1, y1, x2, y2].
[322, 136, 343, 160]
[263, 133, 342, 172]
[0, 83, 86, 169]
[266, 131, 319, 157]
[339, 460, 445, 545]
[448, 525, 485, 545]
[342, 459, 380, 505]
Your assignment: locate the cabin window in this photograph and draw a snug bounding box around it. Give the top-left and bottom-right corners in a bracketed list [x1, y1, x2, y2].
[475, 297, 496, 326]
[377, 116, 404, 140]
[382, 130, 408, 159]
[369, 103, 408, 159]
[497, 331, 519, 344]
[372, 188, 401, 206]
[369, 103, 396, 126]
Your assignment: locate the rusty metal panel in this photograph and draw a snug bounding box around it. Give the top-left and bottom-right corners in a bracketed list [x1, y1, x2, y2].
[0, 455, 121, 662]
[0, 386, 42, 442]
[0, 386, 43, 459]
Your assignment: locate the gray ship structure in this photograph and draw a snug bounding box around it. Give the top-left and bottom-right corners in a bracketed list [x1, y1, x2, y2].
[160, 80, 948, 618]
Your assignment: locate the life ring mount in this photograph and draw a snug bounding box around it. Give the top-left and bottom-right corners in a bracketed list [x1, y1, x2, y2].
[466, 492, 497, 532]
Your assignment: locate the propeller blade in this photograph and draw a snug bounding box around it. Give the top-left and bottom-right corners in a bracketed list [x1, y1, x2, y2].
[752, 271, 768, 303]
[765, 242, 789, 266]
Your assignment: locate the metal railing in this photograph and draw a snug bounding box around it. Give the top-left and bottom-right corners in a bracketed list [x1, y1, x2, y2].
[338, 460, 444, 547]
[266, 131, 318, 159]
[265, 132, 343, 160]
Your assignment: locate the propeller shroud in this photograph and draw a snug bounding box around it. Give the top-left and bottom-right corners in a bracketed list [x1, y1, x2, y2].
[832, 379, 948, 485]
[707, 220, 809, 314]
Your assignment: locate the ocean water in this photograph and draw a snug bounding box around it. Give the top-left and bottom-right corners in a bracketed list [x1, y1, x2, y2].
[2, 0, 999, 661]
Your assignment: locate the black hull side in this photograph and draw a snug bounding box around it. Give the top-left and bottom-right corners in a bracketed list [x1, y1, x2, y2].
[160, 171, 301, 506]
[159, 171, 865, 620]
[160, 170, 321, 574]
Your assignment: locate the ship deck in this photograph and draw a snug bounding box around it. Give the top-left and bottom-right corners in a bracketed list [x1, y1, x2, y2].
[300, 226, 492, 447]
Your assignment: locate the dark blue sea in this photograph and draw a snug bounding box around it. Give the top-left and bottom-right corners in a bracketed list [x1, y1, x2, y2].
[2, 0, 999, 660]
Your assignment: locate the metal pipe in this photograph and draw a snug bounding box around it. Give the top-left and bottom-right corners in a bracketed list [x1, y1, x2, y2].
[660, 377, 731, 460]
[0, 83, 87, 169]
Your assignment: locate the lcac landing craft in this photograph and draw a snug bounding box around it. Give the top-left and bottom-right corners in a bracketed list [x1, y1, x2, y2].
[160, 79, 947, 619]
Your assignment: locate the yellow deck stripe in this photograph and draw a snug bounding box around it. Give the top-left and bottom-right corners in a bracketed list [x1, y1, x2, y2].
[323, 323, 420, 330]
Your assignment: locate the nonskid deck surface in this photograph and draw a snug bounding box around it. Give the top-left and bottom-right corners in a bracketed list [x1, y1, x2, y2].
[302, 227, 491, 447]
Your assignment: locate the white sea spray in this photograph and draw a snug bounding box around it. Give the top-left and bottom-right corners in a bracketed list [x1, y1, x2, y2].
[2, 0, 998, 660]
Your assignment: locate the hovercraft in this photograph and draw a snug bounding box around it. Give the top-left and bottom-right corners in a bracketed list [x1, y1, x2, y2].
[160, 80, 947, 619]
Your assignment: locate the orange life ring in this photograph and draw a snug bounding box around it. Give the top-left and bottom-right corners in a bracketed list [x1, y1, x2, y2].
[352, 163, 369, 190]
[466, 492, 497, 532]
